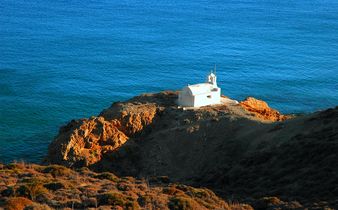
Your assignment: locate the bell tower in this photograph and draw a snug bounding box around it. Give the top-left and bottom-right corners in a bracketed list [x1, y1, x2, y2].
[207, 65, 217, 88]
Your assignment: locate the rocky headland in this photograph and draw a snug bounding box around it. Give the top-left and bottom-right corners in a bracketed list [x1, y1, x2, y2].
[1, 91, 337, 209]
[46, 91, 292, 169]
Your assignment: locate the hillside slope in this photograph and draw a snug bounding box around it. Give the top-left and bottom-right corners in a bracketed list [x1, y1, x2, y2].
[0, 163, 249, 210]
[46, 91, 338, 208]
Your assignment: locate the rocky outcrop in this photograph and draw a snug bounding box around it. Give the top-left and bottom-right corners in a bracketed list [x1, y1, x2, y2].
[46, 91, 338, 208]
[239, 97, 291, 121]
[47, 99, 158, 167]
[45, 92, 301, 169]
[99, 102, 158, 136]
[47, 117, 128, 167]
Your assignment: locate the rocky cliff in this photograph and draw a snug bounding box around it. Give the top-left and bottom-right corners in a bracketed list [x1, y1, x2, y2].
[47, 98, 159, 167]
[46, 91, 338, 209]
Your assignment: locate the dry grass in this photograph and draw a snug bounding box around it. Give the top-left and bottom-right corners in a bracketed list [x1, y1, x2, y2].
[41, 164, 73, 177]
[2, 162, 325, 209]
[4, 197, 33, 210]
[0, 163, 246, 209]
[94, 171, 119, 182]
[17, 177, 49, 201]
[168, 196, 202, 210]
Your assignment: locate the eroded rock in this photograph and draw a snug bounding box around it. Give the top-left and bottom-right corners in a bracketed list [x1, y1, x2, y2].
[239, 97, 291, 121]
[47, 98, 159, 167]
[47, 117, 128, 167]
[99, 102, 158, 136]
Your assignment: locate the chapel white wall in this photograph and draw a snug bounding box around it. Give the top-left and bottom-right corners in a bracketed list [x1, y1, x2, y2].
[193, 90, 220, 107]
[178, 91, 194, 107]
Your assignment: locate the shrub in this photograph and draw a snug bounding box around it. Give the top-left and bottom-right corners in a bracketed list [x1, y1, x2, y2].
[82, 197, 98, 208]
[77, 166, 93, 175]
[0, 169, 15, 174]
[1, 186, 15, 197]
[16, 185, 30, 198]
[42, 165, 72, 177]
[117, 182, 133, 191]
[168, 196, 200, 210]
[175, 184, 188, 192]
[65, 199, 83, 209]
[94, 172, 119, 182]
[240, 204, 255, 210]
[97, 192, 139, 209]
[43, 182, 66, 191]
[261, 196, 283, 205]
[24, 202, 53, 210]
[7, 161, 26, 170]
[97, 192, 126, 206]
[176, 185, 213, 199]
[287, 201, 303, 209]
[5, 162, 25, 174]
[163, 186, 185, 196]
[252, 196, 284, 209]
[16, 178, 48, 201]
[137, 195, 152, 207]
[188, 188, 210, 199]
[121, 176, 136, 183]
[5, 197, 33, 210]
[227, 201, 254, 210]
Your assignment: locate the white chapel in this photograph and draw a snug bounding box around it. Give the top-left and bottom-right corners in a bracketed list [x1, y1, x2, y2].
[178, 70, 221, 107]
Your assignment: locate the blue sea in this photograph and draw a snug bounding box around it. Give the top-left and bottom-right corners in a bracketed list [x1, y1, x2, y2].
[1, 0, 337, 163]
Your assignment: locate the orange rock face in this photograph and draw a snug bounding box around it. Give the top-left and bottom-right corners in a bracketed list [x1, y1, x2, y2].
[99, 102, 157, 136]
[47, 117, 128, 167]
[239, 97, 290, 121]
[47, 101, 158, 167]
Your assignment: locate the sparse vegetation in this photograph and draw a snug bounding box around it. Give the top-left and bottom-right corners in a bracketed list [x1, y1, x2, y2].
[168, 196, 200, 210]
[0, 163, 248, 209]
[43, 181, 66, 191]
[4, 197, 33, 210]
[97, 191, 139, 209]
[94, 171, 119, 182]
[0, 161, 334, 209]
[18, 178, 48, 201]
[41, 164, 72, 177]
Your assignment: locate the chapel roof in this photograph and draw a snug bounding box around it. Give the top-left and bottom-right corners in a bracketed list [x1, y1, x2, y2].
[185, 83, 214, 95]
